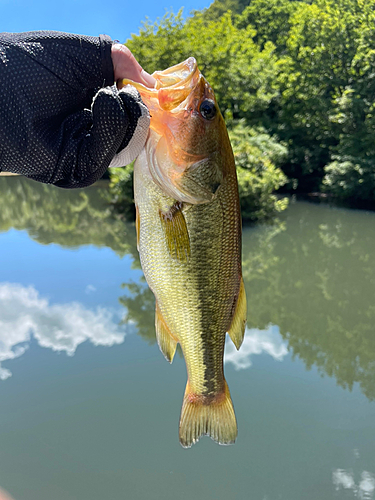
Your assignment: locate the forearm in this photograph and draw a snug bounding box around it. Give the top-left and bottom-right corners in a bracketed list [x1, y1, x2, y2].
[0, 31, 116, 186]
[0, 31, 152, 188]
[0, 31, 114, 89]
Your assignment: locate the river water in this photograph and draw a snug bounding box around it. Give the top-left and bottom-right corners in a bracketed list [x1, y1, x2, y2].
[0, 176, 374, 500]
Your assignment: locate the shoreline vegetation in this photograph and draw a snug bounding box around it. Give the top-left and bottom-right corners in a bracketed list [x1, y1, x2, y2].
[108, 0, 375, 223]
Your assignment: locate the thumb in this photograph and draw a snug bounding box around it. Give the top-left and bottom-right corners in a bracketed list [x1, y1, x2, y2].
[111, 44, 155, 87]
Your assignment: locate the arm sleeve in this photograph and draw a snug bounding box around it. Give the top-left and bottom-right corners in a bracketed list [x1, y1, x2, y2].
[0, 31, 135, 188]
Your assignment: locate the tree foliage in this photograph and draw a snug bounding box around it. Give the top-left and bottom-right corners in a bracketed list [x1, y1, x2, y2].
[126, 10, 280, 122]
[119, 0, 375, 210]
[121, 10, 287, 222]
[229, 122, 288, 221]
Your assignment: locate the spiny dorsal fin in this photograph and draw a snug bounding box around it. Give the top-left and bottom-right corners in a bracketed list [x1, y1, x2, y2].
[155, 301, 178, 363]
[227, 278, 247, 350]
[159, 202, 190, 262]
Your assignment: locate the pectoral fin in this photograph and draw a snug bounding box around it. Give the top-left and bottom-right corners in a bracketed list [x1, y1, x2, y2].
[159, 202, 190, 262]
[155, 301, 178, 363]
[227, 278, 247, 350]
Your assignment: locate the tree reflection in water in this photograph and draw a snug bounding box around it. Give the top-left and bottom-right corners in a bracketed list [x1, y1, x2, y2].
[2, 177, 375, 400]
[243, 202, 375, 401]
[119, 279, 156, 345]
[0, 176, 139, 258]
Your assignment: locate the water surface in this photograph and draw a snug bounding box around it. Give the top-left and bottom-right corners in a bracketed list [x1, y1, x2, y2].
[0, 177, 374, 500]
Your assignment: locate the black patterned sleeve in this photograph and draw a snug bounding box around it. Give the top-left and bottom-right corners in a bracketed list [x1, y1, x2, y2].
[0, 31, 141, 188]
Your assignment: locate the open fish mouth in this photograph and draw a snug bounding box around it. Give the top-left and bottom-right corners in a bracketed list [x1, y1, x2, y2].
[118, 57, 201, 113]
[154, 57, 198, 90]
[153, 57, 201, 111]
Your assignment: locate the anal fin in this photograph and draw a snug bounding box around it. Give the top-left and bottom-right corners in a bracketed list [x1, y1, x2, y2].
[155, 301, 178, 363]
[228, 277, 247, 350]
[159, 202, 190, 262]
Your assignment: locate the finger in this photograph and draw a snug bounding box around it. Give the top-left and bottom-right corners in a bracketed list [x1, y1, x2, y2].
[111, 44, 155, 88]
[140, 69, 156, 88]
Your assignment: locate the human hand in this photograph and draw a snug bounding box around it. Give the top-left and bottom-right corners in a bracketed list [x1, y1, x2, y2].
[111, 44, 155, 87]
[0, 31, 152, 187]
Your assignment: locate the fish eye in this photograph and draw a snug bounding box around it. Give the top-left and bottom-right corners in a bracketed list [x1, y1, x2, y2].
[199, 100, 217, 120]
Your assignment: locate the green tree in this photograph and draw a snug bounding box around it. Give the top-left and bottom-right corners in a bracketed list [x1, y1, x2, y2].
[199, 0, 250, 20]
[124, 0, 375, 209]
[238, 0, 300, 52]
[122, 11, 287, 222]
[272, 0, 375, 193]
[229, 121, 288, 221]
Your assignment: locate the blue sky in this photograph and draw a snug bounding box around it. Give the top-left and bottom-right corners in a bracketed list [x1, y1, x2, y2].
[1, 0, 211, 41]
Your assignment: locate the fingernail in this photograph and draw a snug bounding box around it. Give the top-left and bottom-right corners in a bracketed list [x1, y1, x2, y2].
[141, 70, 156, 88]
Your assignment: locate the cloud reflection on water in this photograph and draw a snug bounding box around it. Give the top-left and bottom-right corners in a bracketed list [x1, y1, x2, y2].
[0, 282, 127, 380]
[333, 469, 375, 499]
[224, 324, 288, 370]
[0, 283, 289, 381]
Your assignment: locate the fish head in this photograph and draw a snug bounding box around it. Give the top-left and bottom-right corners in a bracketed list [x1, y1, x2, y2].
[119, 58, 231, 204]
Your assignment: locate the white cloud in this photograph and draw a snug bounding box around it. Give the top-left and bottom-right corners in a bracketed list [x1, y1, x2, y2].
[85, 284, 97, 294]
[0, 283, 128, 380]
[0, 367, 12, 381]
[224, 324, 288, 370]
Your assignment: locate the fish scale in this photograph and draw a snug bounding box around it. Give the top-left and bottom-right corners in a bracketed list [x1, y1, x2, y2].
[120, 57, 247, 447]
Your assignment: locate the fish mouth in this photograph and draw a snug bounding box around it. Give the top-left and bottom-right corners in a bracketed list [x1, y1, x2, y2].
[119, 57, 211, 165]
[118, 57, 201, 113]
[154, 57, 198, 91]
[153, 57, 201, 111]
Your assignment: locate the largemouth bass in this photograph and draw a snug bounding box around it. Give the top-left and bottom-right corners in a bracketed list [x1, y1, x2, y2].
[119, 57, 247, 448]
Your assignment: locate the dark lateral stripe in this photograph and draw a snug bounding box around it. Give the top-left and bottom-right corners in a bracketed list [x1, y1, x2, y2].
[203, 337, 217, 396]
[201, 335, 225, 396]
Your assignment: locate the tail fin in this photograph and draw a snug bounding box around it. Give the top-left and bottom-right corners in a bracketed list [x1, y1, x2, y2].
[179, 380, 237, 448]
